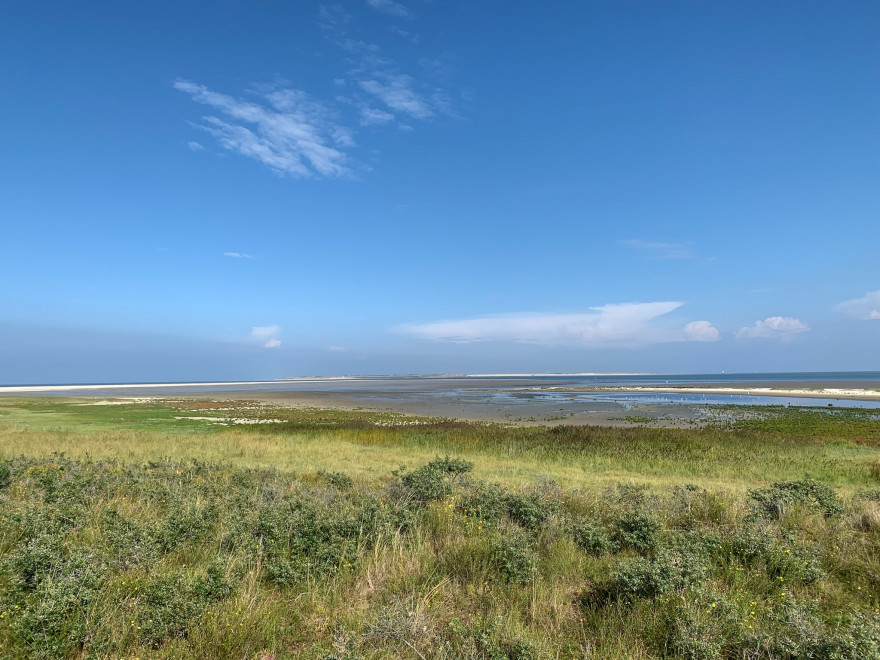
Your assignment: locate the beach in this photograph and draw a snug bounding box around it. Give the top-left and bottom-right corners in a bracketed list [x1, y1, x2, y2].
[2, 373, 879, 426]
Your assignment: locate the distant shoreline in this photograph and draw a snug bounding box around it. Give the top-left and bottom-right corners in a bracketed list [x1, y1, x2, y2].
[0, 373, 656, 391]
[2, 379, 879, 402]
[555, 386, 880, 401]
[0, 380, 323, 393]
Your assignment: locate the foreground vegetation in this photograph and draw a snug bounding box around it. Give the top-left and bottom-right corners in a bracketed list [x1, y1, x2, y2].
[0, 398, 879, 658]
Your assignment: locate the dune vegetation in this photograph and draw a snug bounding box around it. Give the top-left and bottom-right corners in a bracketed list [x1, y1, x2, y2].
[1, 397, 879, 659]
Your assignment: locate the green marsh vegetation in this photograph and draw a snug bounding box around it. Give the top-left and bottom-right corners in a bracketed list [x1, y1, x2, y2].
[0, 398, 879, 658]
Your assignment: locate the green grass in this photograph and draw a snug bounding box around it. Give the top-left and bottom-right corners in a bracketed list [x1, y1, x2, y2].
[1, 397, 879, 659]
[2, 398, 879, 490]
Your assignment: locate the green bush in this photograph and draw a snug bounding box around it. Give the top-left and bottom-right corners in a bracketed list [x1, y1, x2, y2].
[138, 563, 233, 646]
[398, 456, 474, 503]
[6, 549, 107, 658]
[492, 529, 537, 584]
[319, 470, 354, 490]
[457, 481, 507, 524]
[612, 548, 707, 598]
[6, 535, 64, 591]
[100, 507, 159, 569]
[504, 491, 557, 531]
[570, 521, 617, 556]
[259, 498, 368, 585]
[749, 480, 844, 518]
[444, 616, 537, 659]
[0, 460, 11, 489]
[158, 499, 218, 551]
[613, 511, 662, 552]
[744, 605, 880, 660]
[668, 615, 724, 660]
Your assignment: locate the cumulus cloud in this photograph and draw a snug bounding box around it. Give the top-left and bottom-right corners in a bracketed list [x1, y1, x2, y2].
[174, 80, 352, 178]
[736, 317, 809, 340]
[396, 302, 718, 347]
[250, 325, 282, 349]
[224, 252, 253, 259]
[837, 290, 880, 320]
[683, 320, 720, 342]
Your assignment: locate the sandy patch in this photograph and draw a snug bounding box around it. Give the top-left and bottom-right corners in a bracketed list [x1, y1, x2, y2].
[573, 386, 880, 400]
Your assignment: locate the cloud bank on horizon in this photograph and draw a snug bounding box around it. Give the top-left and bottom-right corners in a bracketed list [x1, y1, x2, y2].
[395, 302, 720, 347]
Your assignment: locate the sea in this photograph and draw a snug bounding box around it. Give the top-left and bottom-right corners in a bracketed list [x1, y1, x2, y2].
[6, 371, 880, 411]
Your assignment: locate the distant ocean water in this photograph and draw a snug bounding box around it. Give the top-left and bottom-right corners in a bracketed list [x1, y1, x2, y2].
[455, 371, 880, 388]
[465, 372, 880, 409]
[4, 371, 880, 390]
[3, 372, 879, 411]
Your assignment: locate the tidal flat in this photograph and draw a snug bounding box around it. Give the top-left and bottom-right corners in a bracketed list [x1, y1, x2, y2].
[1, 396, 879, 659]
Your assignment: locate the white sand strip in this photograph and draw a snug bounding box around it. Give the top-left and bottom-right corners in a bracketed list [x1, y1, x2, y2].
[0, 381, 284, 393]
[587, 387, 880, 401]
[0, 378, 376, 394]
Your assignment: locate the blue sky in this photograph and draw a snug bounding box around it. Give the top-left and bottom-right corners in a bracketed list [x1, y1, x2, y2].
[2, 1, 878, 383]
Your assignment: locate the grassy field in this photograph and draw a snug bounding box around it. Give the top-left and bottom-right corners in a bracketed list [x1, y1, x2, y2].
[1, 397, 879, 659]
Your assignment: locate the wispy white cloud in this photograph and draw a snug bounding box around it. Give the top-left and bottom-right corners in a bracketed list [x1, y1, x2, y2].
[391, 26, 420, 43]
[359, 75, 433, 119]
[837, 290, 880, 320]
[174, 80, 352, 178]
[395, 302, 719, 347]
[366, 0, 411, 18]
[622, 239, 694, 260]
[187, 141, 204, 151]
[330, 25, 452, 127]
[224, 251, 253, 259]
[736, 317, 809, 340]
[250, 325, 282, 349]
[359, 106, 396, 126]
[318, 3, 352, 32]
[177, 4, 459, 179]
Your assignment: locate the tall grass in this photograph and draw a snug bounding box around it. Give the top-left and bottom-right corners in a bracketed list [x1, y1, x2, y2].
[1, 398, 879, 658]
[1, 398, 878, 489]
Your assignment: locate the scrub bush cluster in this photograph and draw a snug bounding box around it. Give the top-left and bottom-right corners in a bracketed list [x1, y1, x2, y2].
[0, 456, 878, 659]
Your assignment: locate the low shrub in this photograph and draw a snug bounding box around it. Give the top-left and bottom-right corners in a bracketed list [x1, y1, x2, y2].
[138, 563, 233, 646]
[444, 616, 538, 660]
[749, 480, 844, 519]
[613, 511, 662, 552]
[457, 481, 507, 524]
[492, 529, 537, 584]
[612, 548, 708, 599]
[319, 470, 354, 490]
[570, 521, 617, 556]
[723, 527, 825, 584]
[0, 460, 11, 489]
[504, 491, 557, 531]
[398, 456, 474, 504]
[5, 548, 107, 658]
